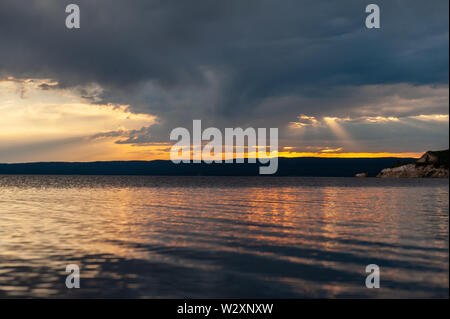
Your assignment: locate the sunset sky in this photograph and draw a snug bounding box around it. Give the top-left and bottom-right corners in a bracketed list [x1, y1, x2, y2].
[0, 0, 448, 163]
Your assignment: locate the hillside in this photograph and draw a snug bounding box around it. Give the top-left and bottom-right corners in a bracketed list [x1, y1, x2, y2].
[0, 157, 417, 177]
[377, 150, 449, 178]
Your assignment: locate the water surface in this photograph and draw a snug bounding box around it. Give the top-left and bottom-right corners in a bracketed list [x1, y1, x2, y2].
[0, 175, 448, 298]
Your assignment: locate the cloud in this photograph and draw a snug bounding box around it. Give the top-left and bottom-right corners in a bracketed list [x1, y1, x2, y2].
[0, 79, 159, 162]
[320, 147, 343, 153]
[91, 126, 158, 146]
[290, 115, 319, 128]
[0, 0, 448, 159]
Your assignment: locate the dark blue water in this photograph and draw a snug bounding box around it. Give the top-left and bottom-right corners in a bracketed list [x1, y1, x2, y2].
[0, 175, 448, 298]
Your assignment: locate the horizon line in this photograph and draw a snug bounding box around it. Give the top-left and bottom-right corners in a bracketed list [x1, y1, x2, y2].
[0, 152, 424, 165]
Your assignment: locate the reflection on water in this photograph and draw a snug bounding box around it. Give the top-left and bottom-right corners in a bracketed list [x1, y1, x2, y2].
[0, 175, 448, 298]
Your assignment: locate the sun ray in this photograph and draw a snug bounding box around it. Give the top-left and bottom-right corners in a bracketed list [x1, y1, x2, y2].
[323, 117, 359, 149]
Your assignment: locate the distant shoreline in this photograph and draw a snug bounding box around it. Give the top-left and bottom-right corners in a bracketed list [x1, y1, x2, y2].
[0, 157, 416, 177]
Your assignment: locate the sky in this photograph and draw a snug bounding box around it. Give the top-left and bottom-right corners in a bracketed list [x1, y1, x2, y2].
[0, 0, 448, 163]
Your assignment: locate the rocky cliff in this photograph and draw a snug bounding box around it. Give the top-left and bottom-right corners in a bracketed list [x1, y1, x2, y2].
[377, 150, 449, 178]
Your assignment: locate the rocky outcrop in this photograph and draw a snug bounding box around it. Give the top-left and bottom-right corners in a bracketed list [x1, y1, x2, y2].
[355, 172, 369, 178]
[377, 163, 448, 178]
[377, 150, 449, 178]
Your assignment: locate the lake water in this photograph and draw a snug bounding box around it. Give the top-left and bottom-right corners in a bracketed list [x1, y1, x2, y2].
[0, 175, 448, 298]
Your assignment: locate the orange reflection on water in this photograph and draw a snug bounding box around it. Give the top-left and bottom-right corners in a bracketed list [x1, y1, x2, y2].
[0, 175, 448, 298]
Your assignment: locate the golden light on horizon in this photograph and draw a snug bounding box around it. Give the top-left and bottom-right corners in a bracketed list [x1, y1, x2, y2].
[276, 151, 422, 158]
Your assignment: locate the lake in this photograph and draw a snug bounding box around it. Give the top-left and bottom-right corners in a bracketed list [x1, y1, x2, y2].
[0, 175, 448, 298]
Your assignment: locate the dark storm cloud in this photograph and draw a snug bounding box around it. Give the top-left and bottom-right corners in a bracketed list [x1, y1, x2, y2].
[91, 126, 155, 145]
[0, 0, 448, 146]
